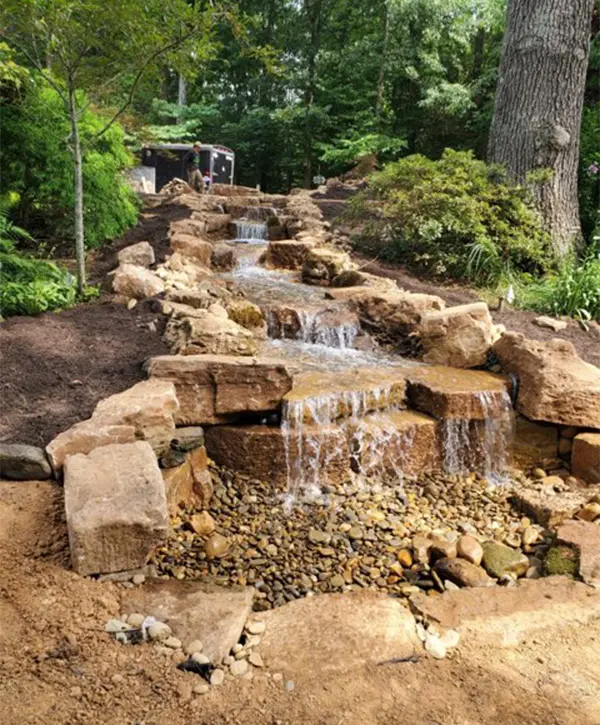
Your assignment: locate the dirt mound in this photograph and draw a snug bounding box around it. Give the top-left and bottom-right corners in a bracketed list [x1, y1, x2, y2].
[0, 299, 168, 447]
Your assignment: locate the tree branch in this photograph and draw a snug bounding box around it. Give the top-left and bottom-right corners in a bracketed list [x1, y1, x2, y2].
[93, 31, 196, 139]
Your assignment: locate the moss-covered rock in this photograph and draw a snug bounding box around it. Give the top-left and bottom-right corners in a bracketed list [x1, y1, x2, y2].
[545, 545, 579, 578]
[481, 541, 529, 579]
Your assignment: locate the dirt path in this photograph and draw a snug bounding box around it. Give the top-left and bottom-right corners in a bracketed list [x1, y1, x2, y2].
[1, 481, 599, 725]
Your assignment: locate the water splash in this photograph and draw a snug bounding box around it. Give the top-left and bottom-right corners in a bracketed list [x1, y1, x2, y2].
[267, 309, 359, 349]
[234, 219, 267, 243]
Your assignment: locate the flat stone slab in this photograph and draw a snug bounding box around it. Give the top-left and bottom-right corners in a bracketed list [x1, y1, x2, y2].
[283, 367, 409, 426]
[511, 488, 588, 528]
[146, 355, 295, 425]
[410, 576, 600, 646]
[510, 416, 559, 468]
[405, 367, 512, 420]
[121, 579, 254, 663]
[572, 433, 600, 484]
[204, 423, 350, 488]
[557, 520, 600, 588]
[256, 590, 419, 676]
[64, 441, 168, 576]
[0, 444, 52, 481]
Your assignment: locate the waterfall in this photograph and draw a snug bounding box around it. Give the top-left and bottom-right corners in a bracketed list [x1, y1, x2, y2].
[267, 309, 360, 350]
[234, 219, 267, 243]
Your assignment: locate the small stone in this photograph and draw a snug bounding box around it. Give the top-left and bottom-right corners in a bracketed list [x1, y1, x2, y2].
[533, 316, 567, 332]
[223, 655, 234, 666]
[204, 533, 231, 559]
[148, 622, 172, 641]
[191, 653, 210, 666]
[329, 574, 345, 589]
[481, 541, 529, 578]
[272, 672, 284, 683]
[193, 683, 210, 696]
[440, 629, 460, 650]
[210, 668, 225, 686]
[348, 525, 363, 540]
[126, 612, 145, 627]
[425, 634, 447, 660]
[533, 468, 547, 479]
[429, 539, 457, 562]
[190, 511, 216, 536]
[245, 621, 266, 635]
[111, 674, 124, 685]
[172, 650, 187, 664]
[232, 643, 244, 655]
[132, 573, 146, 586]
[249, 651, 264, 667]
[396, 549, 413, 568]
[412, 536, 431, 564]
[415, 623, 427, 642]
[164, 636, 182, 649]
[105, 619, 129, 633]
[185, 639, 204, 655]
[456, 535, 483, 566]
[521, 526, 539, 546]
[576, 502, 600, 522]
[285, 680, 295, 692]
[230, 659, 249, 677]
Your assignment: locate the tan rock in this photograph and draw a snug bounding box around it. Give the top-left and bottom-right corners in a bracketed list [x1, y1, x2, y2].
[493, 332, 600, 427]
[511, 488, 587, 528]
[557, 520, 600, 588]
[204, 423, 351, 488]
[457, 535, 484, 566]
[419, 302, 498, 368]
[262, 239, 317, 270]
[121, 579, 255, 663]
[47, 380, 178, 470]
[190, 511, 216, 536]
[117, 241, 155, 268]
[267, 304, 359, 343]
[405, 366, 511, 420]
[164, 307, 257, 356]
[112, 264, 164, 299]
[170, 233, 213, 267]
[226, 299, 265, 331]
[434, 558, 494, 588]
[166, 282, 232, 309]
[430, 539, 458, 562]
[162, 446, 213, 514]
[572, 433, 600, 484]
[301, 247, 356, 285]
[211, 243, 235, 271]
[330, 270, 398, 292]
[170, 218, 207, 238]
[145, 355, 295, 425]
[510, 416, 559, 468]
[64, 441, 168, 575]
[202, 213, 232, 233]
[204, 533, 231, 559]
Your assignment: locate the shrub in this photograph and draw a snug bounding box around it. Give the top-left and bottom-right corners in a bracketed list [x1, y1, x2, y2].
[0, 200, 78, 316]
[1, 78, 139, 249]
[349, 149, 552, 287]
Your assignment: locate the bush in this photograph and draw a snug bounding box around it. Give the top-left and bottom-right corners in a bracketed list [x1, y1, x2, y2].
[349, 149, 552, 287]
[1, 78, 139, 249]
[0, 200, 77, 316]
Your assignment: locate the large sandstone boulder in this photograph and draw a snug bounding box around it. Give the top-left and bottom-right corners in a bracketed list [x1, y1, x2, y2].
[47, 380, 178, 470]
[211, 243, 236, 271]
[330, 269, 398, 292]
[301, 247, 356, 285]
[112, 264, 164, 299]
[572, 433, 600, 483]
[267, 304, 359, 344]
[145, 355, 295, 425]
[510, 416, 559, 468]
[261, 239, 317, 270]
[163, 304, 257, 356]
[419, 302, 499, 368]
[64, 441, 168, 575]
[117, 241, 155, 268]
[199, 212, 232, 233]
[166, 281, 233, 309]
[493, 332, 600, 428]
[169, 233, 213, 267]
[169, 218, 207, 239]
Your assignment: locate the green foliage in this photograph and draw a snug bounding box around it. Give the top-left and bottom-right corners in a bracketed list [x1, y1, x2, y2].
[0, 199, 77, 316]
[319, 132, 407, 167]
[1, 79, 139, 248]
[350, 150, 551, 286]
[517, 242, 600, 321]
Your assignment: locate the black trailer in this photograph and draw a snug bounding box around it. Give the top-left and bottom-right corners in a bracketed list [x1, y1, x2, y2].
[141, 143, 235, 191]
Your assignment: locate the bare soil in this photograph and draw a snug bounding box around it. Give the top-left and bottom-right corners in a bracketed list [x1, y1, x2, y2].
[1, 481, 599, 725]
[0, 299, 168, 447]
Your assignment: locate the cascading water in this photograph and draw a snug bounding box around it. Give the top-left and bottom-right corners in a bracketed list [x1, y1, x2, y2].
[440, 390, 514, 480]
[234, 219, 267, 243]
[267, 309, 359, 349]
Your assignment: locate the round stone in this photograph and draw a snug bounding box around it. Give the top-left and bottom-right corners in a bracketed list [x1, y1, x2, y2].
[184, 639, 204, 655]
[105, 619, 129, 634]
[132, 573, 146, 586]
[230, 659, 249, 677]
[248, 651, 264, 668]
[148, 622, 172, 642]
[193, 682, 210, 695]
[126, 613, 145, 628]
[425, 634, 447, 660]
[164, 636, 182, 649]
[191, 652, 211, 665]
[440, 629, 460, 650]
[210, 669, 225, 686]
[245, 621, 266, 635]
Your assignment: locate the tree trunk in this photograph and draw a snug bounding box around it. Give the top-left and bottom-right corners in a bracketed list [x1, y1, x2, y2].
[487, 0, 594, 258]
[375, 1, 392, 123]
[303, 0, 323, 189]
[68, 86, 86, 293]
[177, 74, 187, 110]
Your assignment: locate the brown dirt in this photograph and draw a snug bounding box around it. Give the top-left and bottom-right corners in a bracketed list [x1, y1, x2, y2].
[1, 480, 599, 725]
[356, 256, 600, 368]
[0, 298, 168, 447]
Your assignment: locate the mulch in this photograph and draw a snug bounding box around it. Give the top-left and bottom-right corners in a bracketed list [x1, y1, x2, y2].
[0, 298, 168, 447]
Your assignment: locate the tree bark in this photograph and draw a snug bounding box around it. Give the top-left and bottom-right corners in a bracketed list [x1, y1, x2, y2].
[303, 0, 323, 189]
[487, 0, 595, 258]
[68, 86, 86, 293]
[177, 74, 187, 110]
[375, 0, 392, 123]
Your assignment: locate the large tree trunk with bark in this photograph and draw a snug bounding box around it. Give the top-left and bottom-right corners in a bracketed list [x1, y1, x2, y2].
[487, 0, 594, 258]
[68, 86, 86, 293]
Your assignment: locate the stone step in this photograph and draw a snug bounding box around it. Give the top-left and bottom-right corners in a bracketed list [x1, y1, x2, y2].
[405, 367, 512, 420]
[204, 423, 351, 488]
[282, 367, 410, 427]
[348, 410, 440, 477]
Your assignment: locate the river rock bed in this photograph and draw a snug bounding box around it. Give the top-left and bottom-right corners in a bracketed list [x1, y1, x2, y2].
[152, 466, 552, 610]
